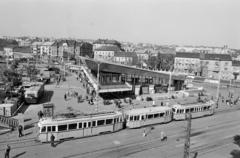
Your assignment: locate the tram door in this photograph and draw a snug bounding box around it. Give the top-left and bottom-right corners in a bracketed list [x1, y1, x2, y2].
[83, 122, 92, 137]
[46, 126, 55, 142]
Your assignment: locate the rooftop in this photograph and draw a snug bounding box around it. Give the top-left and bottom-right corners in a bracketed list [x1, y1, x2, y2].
[114, 51, 137, 58]
[176, 52, 200, 59]
[94, 45, 121, 52]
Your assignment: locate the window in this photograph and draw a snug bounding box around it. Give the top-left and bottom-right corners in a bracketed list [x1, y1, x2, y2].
[147, 114, 153, 119]
[58, 125, 67, 131]
[47, 126, 51, 132]
[41, 126, 46, 133]
[203, 106, 207, 110]
[141, 115, 145, 120]
[186, 109, 190, 113]
[97, 120, 105, 126]
[160, 113, 164, 117]
[88, 122, 91, 128]
[69, 123, 77, 130]
[92, 121, 96, 127]
[172, 108, 176, 113]
[190, 108, 194, 112]
[83, 122, 87, 128]
[79, 123, 82, 129]
[154, 113, 160, 118]
[52, 126, 56, 132]
[130, 116, 133, 121]
[134, 116, 140, 121]
[106, 119, 113, 124]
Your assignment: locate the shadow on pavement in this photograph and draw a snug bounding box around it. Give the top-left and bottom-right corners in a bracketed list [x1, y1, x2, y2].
[12, 151, 26, 158]
[24, 124, 35, 130]
[38, 90, 54, 104]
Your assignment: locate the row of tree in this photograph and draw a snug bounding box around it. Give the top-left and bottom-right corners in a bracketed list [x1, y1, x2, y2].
[147, 53, 175, 71]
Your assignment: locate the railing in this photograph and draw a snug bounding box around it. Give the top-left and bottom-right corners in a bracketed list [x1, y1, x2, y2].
[0, 115, 19, 128]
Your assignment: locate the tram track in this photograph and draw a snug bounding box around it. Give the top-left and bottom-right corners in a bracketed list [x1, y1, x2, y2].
[63, 114, 240, 158]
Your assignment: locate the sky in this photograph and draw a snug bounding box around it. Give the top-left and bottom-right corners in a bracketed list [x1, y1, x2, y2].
[0, 0, 239, 48]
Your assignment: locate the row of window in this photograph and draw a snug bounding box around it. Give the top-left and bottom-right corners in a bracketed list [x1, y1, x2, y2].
[173, 106, 211, 114]
[128, 111, 171, 121]
[41, 117, 122, 133]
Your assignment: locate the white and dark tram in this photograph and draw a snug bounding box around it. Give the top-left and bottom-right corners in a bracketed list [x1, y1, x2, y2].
[125, 106, 172, 128]
[37, 111, 124, 142]
[172, 100, 215, 120]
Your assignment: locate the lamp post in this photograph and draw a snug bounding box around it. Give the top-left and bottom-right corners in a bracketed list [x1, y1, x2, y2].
[216, 59, 221, 108]
[96, 62, 101, 112]
[168, 70, 172, 94]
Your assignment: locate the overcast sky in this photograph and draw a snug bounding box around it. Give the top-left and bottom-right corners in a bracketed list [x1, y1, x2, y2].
[0, 0, 239, 48]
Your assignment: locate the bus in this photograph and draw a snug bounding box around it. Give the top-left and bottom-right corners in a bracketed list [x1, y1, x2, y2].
[125, 106, 172, 128]
[24, 82, 44, 104]
[172, 100, 215, 120]
[37, 111, 124, 142]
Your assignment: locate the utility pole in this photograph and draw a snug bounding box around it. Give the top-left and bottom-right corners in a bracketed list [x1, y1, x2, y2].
[183, 113, 192, 158]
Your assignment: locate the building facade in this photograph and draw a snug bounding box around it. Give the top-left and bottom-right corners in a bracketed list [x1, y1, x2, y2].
[174, 52, 201, 75]
[113, 52, 137, 65]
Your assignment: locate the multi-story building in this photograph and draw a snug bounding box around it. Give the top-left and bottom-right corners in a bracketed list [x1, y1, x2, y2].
[232, 60, 240, 80]
[113, 52, 137, 65]
[94, 45, 120, 61]
[174, 52, 201, 75]
[31, 42, 42, 54]
[40, 42, 54, 56]
[174, 52, 233, 80]
[93, 39, 122, 50]
[50, 40, 93, 61]
[136, 51, 149, 62]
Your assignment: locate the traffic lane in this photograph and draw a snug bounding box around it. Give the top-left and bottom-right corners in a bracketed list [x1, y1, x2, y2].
[1, 109, 240, 158]
[60, 110, 240, 157]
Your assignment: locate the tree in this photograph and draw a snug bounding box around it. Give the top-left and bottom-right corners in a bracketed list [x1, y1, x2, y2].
[230, 135, 240, 158]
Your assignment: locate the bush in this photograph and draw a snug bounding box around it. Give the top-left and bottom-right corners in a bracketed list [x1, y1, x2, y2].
[146, 97, 153, 101]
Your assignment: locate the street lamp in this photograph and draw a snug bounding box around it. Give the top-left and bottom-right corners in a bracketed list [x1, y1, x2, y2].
[216, 59, 221, 108]
[168, 70, 172, 94]
[96, 62, 101, 112]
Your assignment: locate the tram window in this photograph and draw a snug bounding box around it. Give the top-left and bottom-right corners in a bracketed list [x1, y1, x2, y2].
[172, 108, 176, 112]
[97, 120, 105, 126]
[52, 126, 56, 132]
[106, 119, 113, 124]
[47, 126, 51, 132]
[41, 126, 46, 133]
[130, 116, 133, 121]
[69, 123, 77, 130]
[160, 113, 164, 117]
[88, 122, 91, 128]
[79, 123, 82, 129]
[190, 108, 194, 112]
[141, 115, 145, 120]
[147, 114, 153, 119]
[58, 125, 67, 131]
[119, 117, 122, 122]
[186, 109, 190, 113]
[203, 106, 207, 110]
[154, 113, 159, 118]
[136, 116, 139, 120]
[83, 122, 87, 128]
[134, 116, 138, 121]
[92, 121, 96, 127]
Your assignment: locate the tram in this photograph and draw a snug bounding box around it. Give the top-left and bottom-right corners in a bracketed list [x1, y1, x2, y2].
[37, 111, 124, 142]
[172, 100, 215, 120]
[24, 82, 44, 104]
[125, 106, 172, 128]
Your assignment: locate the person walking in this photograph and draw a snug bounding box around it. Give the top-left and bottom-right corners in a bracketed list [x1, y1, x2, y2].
[4, 145, 10, 158]
[50, 134, 55, 147]
[142, 128, 146, 137]
[64, 93, 67, 101]
[18, 125, 23, 137]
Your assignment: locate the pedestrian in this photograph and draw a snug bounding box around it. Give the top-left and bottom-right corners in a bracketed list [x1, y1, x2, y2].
[18, 125, 23, 137]
[142, 128, 146, 137]
[50, 134, 55, 147]
[64, 94, 67, 101]
[38, 110, 43, 119]
[4, 145, 10, 158]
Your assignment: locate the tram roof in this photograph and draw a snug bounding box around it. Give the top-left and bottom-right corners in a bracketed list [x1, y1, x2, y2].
[125, 106, 171, 116]
[38, 111, 122, 126]
[172, 100, 215, 109]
